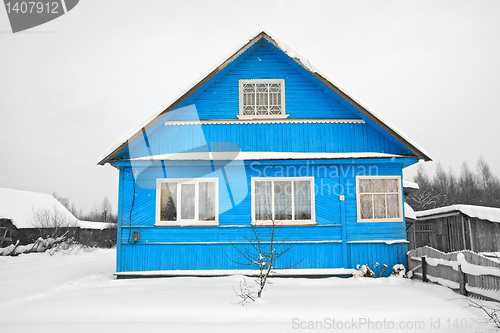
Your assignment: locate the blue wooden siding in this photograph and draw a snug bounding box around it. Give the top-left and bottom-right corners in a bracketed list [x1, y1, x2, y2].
[118, 242, 345, 272]
[121, 162, 343, 228]
[166, 44, 358, 120]
[117, 241, 407, 275]
[116, 160, 408, 273]
[125, 122, 412, 160]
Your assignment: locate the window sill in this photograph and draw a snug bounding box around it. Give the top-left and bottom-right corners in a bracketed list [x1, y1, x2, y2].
[356, 218, 404, 223]
[155, 221, 219, 227]
[252, 220, 316, 226]
[236, 114, 289, 120]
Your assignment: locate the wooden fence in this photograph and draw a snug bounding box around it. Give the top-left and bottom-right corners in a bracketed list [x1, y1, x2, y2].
[408, 246, 500, 302]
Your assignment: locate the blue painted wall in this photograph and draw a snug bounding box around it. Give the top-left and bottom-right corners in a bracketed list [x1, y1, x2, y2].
[125, 122, 412, 159]
[178, 44, 357, 120]
[116, 161, 409, 273]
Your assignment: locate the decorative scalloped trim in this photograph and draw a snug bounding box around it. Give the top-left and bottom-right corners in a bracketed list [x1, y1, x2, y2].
[164, 119, 365, 126]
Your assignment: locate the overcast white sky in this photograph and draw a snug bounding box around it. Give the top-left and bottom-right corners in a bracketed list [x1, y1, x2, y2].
[1, 0, 499, 213]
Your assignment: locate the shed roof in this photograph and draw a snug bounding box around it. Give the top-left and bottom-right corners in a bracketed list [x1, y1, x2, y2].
[98, 31, 431, 167]
[0, 187, 110, 230]
[416, 204, 500, 224]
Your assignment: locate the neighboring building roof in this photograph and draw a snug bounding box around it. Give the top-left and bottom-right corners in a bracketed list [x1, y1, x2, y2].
[79, 220, 114, 230]
[404, 202, 417, 220]
[0, 187, 79, 229]
[0, 187, 111, 230]
[416, 205, 500, 224]
[98, 31, 431, 167]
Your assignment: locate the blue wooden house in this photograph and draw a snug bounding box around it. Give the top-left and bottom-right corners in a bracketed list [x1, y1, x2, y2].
[98, 32, 431, 277]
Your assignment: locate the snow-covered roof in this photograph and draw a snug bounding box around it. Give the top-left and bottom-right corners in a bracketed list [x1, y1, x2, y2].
[416, 205, 500, 223]
[129, 152, 405, 162]
[403, 180, 420, 190]
[404, 202, 417, 220]
[0, 187, 112, 230]
[98, 31, 431, 167]
[0, 187, 79, 229]
[79, 220, 114, 230]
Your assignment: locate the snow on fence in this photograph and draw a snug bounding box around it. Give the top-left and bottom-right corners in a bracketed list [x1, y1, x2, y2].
[408, 246, 500, 302]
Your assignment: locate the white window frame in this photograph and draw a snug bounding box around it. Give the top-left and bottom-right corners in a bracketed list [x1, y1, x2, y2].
[237, 79, 288, 120]
[355, 175, 404, 223]
[155, 178, 219, 227]
[251, 177, 315, 226]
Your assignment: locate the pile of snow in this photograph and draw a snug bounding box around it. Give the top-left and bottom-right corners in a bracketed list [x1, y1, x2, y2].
[391, 264, 406, 277]
[404, 202, 417, 220]
[416, 204, 500, 223]
[0, 249, 495, 333]
[403, 180, 420, 190]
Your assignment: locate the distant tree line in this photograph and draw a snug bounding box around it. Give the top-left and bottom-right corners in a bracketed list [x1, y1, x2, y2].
[52, 193, 117, 223]
[407, 157, 500, 211]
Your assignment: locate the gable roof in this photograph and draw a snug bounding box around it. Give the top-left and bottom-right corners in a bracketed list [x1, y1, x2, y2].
[98, 31, 431, 166]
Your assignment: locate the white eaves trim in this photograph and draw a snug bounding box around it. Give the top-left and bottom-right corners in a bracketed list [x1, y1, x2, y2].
[164, 118, 364, 126]
[129, 152, 405, 162]
[346, 239, 409, 244]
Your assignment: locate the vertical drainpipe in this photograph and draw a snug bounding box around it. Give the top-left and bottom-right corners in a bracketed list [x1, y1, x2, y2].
[339, 167, 348, 268]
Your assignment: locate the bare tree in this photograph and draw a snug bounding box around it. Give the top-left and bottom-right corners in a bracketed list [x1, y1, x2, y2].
[230, 220, 299, 300]
[468, 298, 500, 330]
[408, 158, 500, 210]
[100, 196, 112, 223]
[30, 206, 78, 239]
[52, 192, 79, 217]
[228, 188, 303, 301]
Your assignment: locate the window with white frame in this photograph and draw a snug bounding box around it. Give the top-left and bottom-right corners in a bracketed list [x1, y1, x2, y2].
[252, 177, 315, 225]
[356, 176, 403, 222]
[238, 79, 287, 119]
[156, 178, 218, 226]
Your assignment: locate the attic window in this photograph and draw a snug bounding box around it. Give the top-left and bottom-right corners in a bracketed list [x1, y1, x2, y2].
[237, 79, 288, 119]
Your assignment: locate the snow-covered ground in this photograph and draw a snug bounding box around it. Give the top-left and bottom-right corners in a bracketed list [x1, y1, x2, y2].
[0, 249, 497, 333]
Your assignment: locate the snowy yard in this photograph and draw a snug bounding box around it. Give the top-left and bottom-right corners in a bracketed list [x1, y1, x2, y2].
[0, 249, 497, 333]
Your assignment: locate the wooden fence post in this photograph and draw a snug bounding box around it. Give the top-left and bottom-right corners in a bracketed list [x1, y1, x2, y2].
[458, 264, 468, 296]
[421, 256, 428, 282]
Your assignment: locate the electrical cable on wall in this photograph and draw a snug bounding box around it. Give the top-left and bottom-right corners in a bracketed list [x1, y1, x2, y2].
[125, 169, 136, 244]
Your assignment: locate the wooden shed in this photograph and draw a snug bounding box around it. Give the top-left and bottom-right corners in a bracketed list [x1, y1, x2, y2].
[413, 205, 500, 253]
